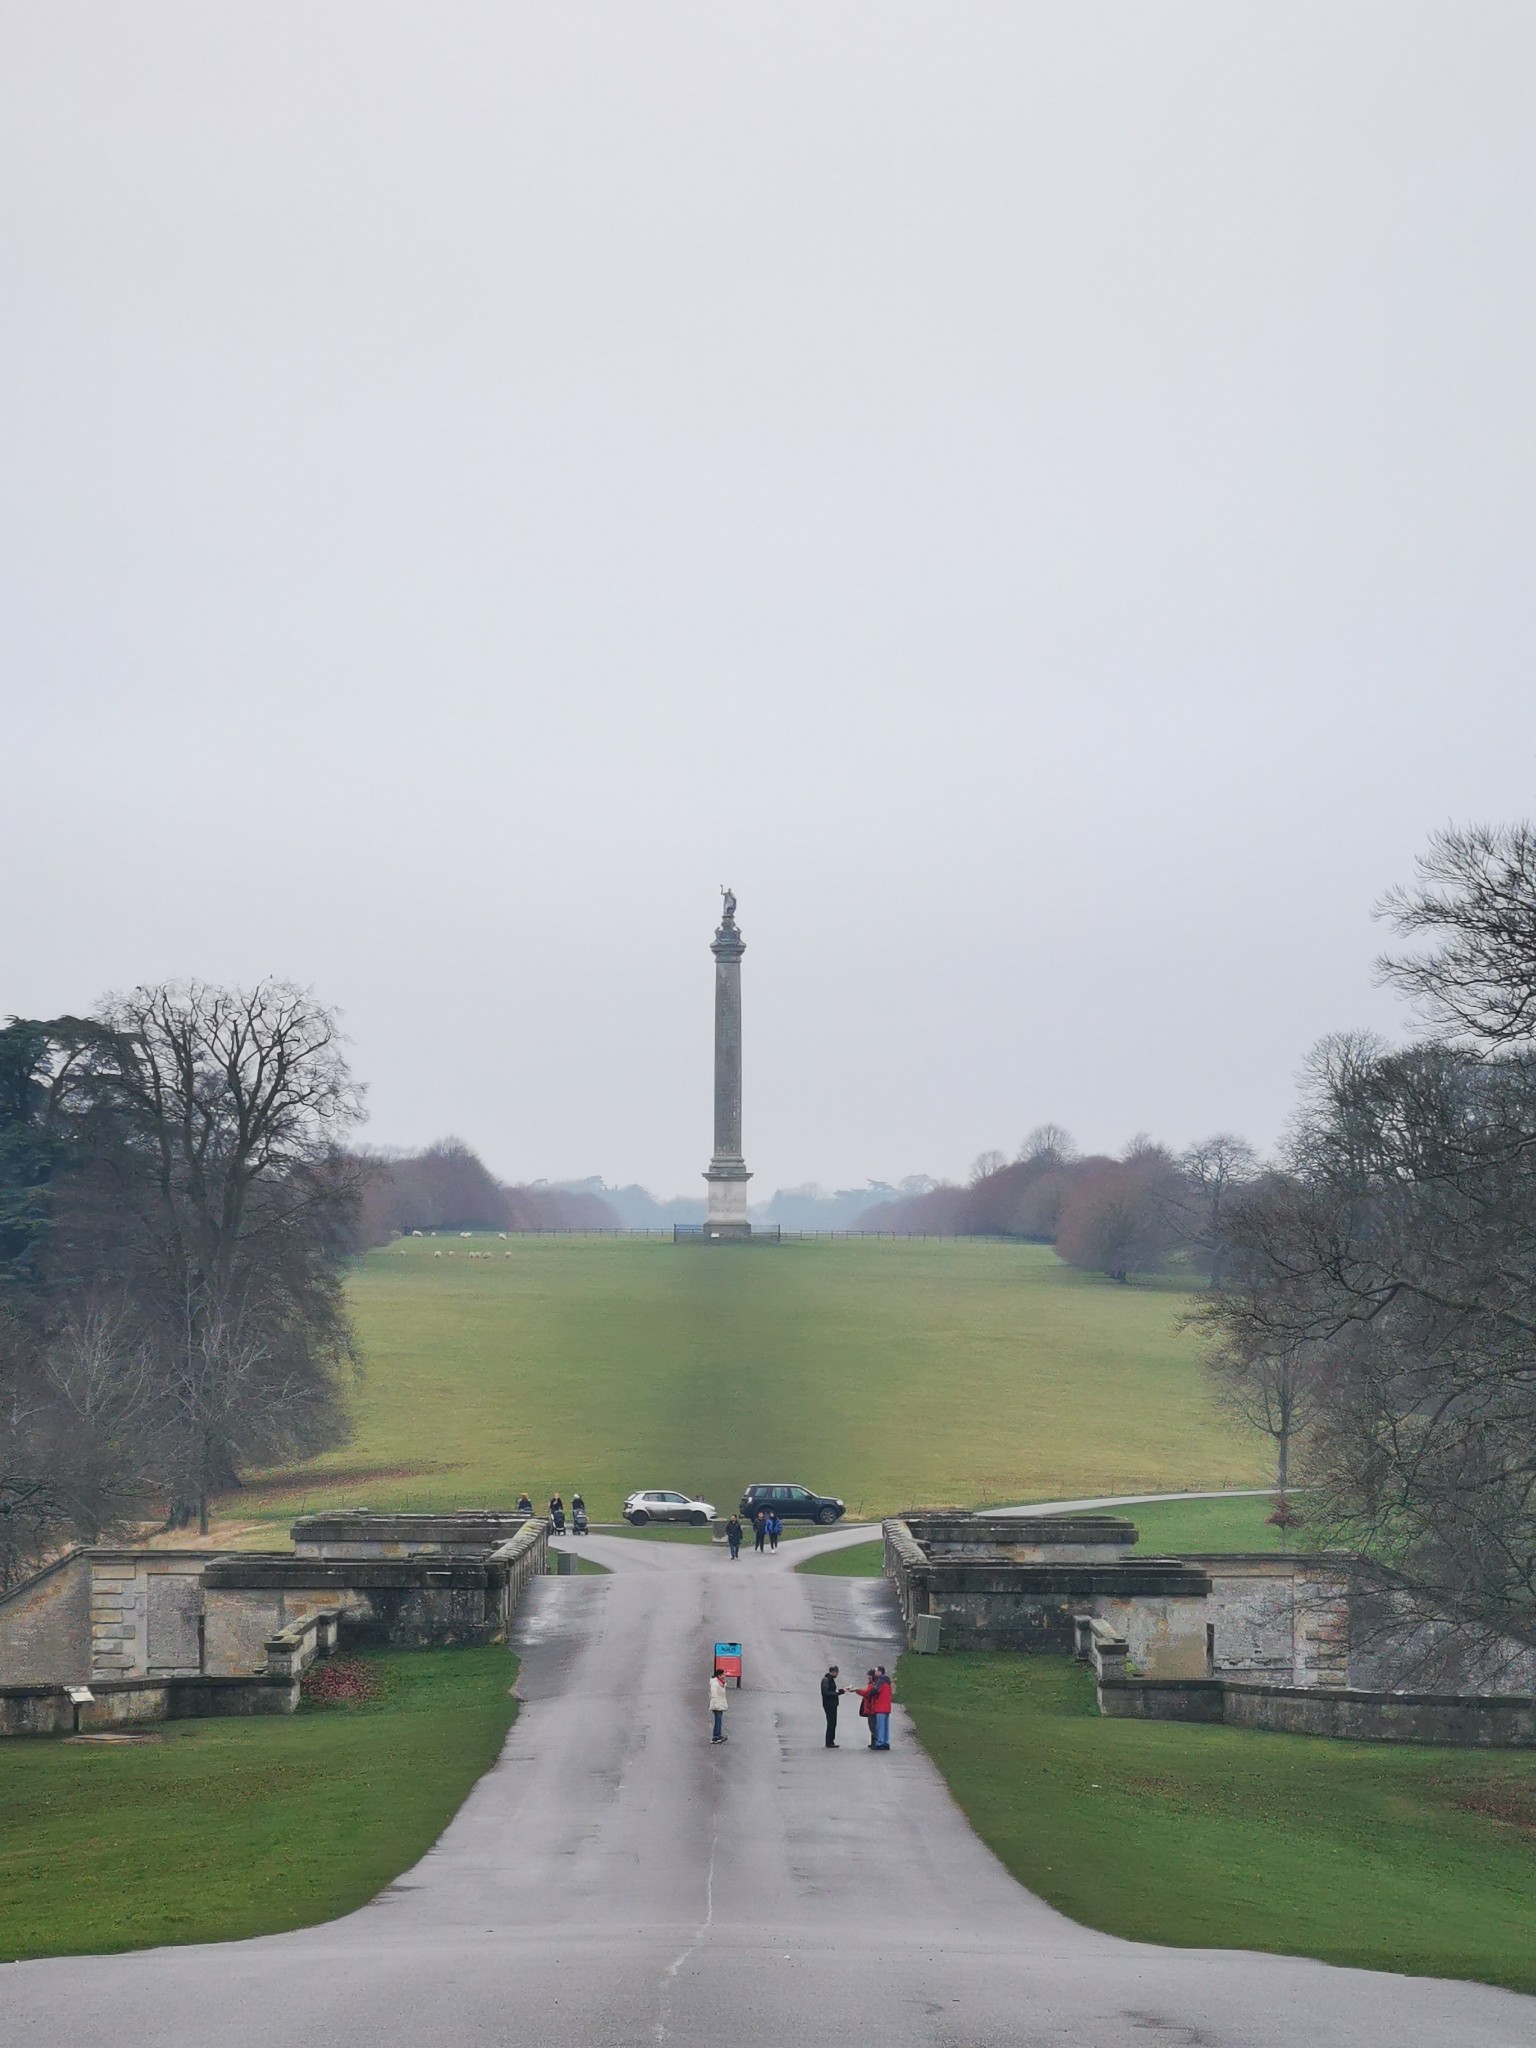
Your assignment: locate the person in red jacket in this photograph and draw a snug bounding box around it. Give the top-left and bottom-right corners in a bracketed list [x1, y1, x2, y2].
[857, 1666, 893, 1750]
[853, 1668, 888, 1749]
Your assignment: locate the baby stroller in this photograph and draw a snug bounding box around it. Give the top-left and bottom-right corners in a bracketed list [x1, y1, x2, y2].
[572, 1500, 589, 1536]
[549, 1498, 566, 1535]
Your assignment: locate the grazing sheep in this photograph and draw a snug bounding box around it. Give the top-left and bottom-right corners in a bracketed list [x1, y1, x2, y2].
[433, 1250, 442, 1258]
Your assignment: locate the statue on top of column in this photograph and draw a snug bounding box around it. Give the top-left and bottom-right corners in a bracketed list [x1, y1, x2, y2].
[720, 886, 737, 923]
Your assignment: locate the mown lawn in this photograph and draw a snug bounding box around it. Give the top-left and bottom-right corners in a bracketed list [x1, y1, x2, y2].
[0, 1648, 516, 1962]
[232, 1237, 1258, 1531]
[900, 1654, 1536, 1993]
[1114, 1491, 1289, 1554]
[798, 1490, 1290, 1578]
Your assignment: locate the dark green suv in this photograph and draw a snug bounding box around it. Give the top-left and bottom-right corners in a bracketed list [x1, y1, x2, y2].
[739, 1481, 845, 1526]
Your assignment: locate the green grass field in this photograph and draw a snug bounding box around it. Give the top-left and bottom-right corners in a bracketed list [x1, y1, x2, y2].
[0, 1648, 516, 1962]
[798, 1490, 1291, 1576]
[233, 1237, 1259, 1529]
[1115, 1491, 1290, 1553]
[900, 1655, 1536, 1993]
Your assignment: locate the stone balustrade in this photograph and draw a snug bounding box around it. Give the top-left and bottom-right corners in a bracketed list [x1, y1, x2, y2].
[262, 1607, 343, 1682]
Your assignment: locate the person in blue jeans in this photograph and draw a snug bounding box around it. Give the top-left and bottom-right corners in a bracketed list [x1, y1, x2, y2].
[709, 1668, 728, 1743]
[872, 1664, 893, 1748]
[766, 1511, 782, 1551]
[856, 1667, 893, 1748]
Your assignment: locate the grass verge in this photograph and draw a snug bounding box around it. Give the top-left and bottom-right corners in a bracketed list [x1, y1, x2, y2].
[798, 1539, 884, 1577]
[900, 1653, 1536, 1993]
[0, 1647, 516, 1962]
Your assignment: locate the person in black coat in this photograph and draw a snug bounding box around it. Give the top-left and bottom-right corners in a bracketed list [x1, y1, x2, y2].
[821, 1664, 844, 1747]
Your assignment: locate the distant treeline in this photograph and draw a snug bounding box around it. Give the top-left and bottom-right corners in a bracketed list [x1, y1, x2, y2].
[354, 1140, 622, 1242]
[857, 1125, 1257, 1283]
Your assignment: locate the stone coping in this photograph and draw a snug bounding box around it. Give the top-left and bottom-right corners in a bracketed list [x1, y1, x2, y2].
[292, 1510, 531, 1537]
[1220, 1678, 1535, 1709]
[918, 1560, 1213, 1596]
[203, 1556, 499, 1589]
[1, 1674, 292, 1700]
[903, 1512, 1139, 1544]
[1098, 1675, 1225, 1696]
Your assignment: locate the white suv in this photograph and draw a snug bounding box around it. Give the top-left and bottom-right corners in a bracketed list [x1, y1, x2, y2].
[623, 1488, 716, 1527]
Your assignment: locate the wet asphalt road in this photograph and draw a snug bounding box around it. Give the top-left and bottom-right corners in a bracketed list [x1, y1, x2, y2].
[2, 1526, 1532, 2048]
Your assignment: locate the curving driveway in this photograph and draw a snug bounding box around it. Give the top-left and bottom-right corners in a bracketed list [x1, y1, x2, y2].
[1, 1525, 1529, 2047]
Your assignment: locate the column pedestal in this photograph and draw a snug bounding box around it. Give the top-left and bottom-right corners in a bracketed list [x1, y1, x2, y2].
[704, 1164, 752, 1238]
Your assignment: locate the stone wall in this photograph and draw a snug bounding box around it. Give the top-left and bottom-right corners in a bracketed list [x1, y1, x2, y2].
[86, 1552, 209, 1681]
[291, 1511, 531, 1559]
[885, 1516, 1212, 1678]
[0, 1673, 298, 1738]
[0, 1551, 91, 1685]
[896, 1513, 1139, 1564]
[1222, 1679, 1535, 1746]
[1186, 1553, 1536, 1695]
[1188, 1555, 1351, 1688]
[201, 1519, 550, 1674]
[0, 1550, 210, 1686]
[1, 1512, 551, 1731]
[1095, 1670, 1535, 1748]
[487, 1520, 550, 1629]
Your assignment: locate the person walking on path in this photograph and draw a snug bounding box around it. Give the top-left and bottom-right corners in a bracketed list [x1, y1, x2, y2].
[753, 1510, 767, 1553]
[709, 1668, 729, 1744]
[821, 1665, 843, 1747]
[766, 1510, 782, 1552]
[725, 1515, 743, 1560]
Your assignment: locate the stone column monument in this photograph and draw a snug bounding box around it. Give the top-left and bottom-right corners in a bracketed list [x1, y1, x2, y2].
[703, 887, 752, 1238]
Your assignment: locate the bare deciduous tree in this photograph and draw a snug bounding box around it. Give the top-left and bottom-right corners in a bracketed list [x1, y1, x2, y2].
[1172, 1133, 1261, 1284]
[1200, 827, 1536, 1654]
[1016, 1123, 1075, 1166]
[0, 981, 364, 1556]
[1377, 820, 1536, 1047]
[1055, 1147, 1181, 1283]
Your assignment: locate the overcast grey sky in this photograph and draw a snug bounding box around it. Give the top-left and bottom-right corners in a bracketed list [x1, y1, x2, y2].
[3, 5, 1533, 1198]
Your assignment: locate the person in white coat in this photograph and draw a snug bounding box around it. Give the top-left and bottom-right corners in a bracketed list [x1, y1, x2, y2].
[709, 1668, 729, 1743]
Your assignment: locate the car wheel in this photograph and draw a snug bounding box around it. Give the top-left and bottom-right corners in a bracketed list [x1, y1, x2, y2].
[689, 1510, 709, 1527]
[628, 1509, 649, 1526]
[815, 1505, 838, 1525]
